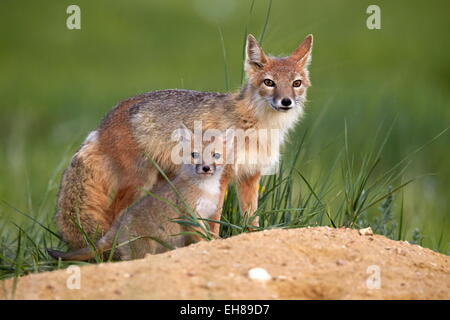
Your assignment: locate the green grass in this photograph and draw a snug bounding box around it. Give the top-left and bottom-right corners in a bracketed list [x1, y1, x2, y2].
[0, 118, 447, 280]
[1, 0, 449, 279]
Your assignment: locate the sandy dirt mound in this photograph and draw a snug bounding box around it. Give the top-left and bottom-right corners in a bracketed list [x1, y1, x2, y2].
[1, 227, 449, 299]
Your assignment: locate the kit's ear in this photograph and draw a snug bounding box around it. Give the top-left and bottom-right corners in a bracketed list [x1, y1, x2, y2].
[244, 34, 268, 73]
[291, 34, 313, 66]
[178, 123, 192, 143]
[224, 127, 235, 145]
[222, 127, 236, 159]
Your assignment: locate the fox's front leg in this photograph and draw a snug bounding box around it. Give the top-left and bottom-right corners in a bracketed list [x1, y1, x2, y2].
[236, 172, 261, 227]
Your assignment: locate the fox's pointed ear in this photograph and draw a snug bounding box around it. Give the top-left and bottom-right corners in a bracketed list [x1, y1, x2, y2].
[245, 34, 268, 72]
[291, 34, 313, 65]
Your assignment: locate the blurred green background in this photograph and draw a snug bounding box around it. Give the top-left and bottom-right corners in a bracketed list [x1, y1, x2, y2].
[0, 0, 449, 251]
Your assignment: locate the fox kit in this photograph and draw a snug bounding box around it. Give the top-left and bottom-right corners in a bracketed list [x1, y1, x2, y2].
[49, 134, 225, 261]
[56, 34, 313, 249]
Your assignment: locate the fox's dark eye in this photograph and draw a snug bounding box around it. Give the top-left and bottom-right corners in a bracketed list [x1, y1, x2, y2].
[263, 79, 275, 87]
[212, 153, 221, 159]
[292, 80, 302, 88]
[191, 152, 200, 159]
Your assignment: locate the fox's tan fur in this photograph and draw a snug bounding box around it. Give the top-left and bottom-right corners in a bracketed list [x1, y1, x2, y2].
[50, 149, 225, 261]
[56, 34, 313, 249]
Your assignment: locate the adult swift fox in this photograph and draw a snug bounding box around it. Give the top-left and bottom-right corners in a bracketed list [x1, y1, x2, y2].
[56, 34, 313, 249]
[49, 131, 226, 261]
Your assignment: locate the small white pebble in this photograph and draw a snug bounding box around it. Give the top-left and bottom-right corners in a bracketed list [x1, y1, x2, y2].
[248, 267, 272, 282]
[336, 259, 347, 266]
[358, 227, 373, 236]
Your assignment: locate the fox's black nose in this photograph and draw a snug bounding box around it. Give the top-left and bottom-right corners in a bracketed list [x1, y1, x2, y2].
[202, 166, 211, 173]
[281, 98, 292, 107]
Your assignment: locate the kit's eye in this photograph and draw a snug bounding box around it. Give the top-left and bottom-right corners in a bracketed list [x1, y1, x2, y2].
[292, 79, 302, 88]
[191, 152, 200, 159]
[263, 79, 275, 87]
[212, 153, 221, 159]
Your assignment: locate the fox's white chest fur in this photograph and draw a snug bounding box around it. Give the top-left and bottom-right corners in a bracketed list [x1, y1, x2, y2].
[235, 100, 304, 177]
[195, 176, 221, 219]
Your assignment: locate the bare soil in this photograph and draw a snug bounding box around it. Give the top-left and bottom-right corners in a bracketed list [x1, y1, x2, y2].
[1, 227, 449, 299]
